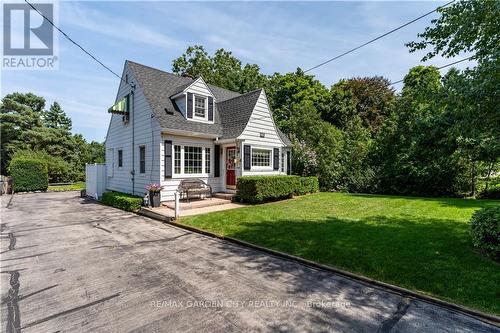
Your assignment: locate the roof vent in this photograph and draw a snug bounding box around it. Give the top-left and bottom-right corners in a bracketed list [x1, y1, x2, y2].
[165, 107, 174, 115]
[181, 73, 193, 79]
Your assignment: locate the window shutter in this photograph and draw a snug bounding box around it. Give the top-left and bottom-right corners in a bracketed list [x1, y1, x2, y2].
[187, 93, 193, 119]
[208, 97, 214, 121]
[214, 145, 220, 177]
[273, 148, 279, 170]
[164, 140, 172, 178]
[243, 145, 251, 170]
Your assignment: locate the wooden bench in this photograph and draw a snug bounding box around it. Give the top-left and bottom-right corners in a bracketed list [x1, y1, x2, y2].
[178, 179, 212, 202]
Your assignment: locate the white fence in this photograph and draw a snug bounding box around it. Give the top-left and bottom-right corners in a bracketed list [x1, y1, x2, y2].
[86, 163, 106, 199]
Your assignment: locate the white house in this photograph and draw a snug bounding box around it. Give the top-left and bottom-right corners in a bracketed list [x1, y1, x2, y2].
[105, 60, 292, 201]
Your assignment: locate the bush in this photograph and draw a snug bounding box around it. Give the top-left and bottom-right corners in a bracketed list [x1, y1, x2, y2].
[470, 207, 500, 258]
[477, 184, 500, 199]
[10, 149, 77, 183]
[101, 191, 143, 212]
[236, 175, 319, 203]
[297, 176, 320, 195]
[8, 158, 48, 192]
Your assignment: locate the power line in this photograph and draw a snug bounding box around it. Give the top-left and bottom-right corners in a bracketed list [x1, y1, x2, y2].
[389, 55, 474, 85]
[24, 0, 132, 88]
[304, 0, 455, 73]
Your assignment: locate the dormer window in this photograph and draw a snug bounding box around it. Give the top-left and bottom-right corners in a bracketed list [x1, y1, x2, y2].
[194, 95, 207, 119]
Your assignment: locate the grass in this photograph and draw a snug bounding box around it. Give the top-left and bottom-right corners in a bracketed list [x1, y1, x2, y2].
[48, 182, 85, 192]
[181, 192, 500, 315]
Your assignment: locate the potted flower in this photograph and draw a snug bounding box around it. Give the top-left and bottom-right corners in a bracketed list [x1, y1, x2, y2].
[146, 183, 164, 207]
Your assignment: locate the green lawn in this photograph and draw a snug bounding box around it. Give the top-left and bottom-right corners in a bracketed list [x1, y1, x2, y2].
[48, 182, 85, 192]
[181, 192, 500, 315]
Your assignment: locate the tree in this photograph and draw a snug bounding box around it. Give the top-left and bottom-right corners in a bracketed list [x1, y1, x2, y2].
[326, 77, 395, 134]
[267, 68, 330, 130]
[372, 66, 466, 196]
[0, 92, 45, 173]
[172, 45, 268, 93]
[406, 0, 499, 63]
[407, 0, 500, 196]
[44, 102, 72, 131]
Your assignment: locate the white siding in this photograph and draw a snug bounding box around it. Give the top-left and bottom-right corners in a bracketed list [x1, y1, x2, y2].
[160, 134, 223, 201]
[105, 63, 161, 197]
[238, 90, 286, 176]
[185, 78, 214, 98]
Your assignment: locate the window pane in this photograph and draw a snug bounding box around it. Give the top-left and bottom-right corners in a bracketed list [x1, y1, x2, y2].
[251, 148, 271, 167]
[174, 145, 181, 174]
[205, 148, 210, 174]
[118, 150, 123, 167]
[139, 146, 146, 173]
[194, 96, 206, 118]
[184, 146, 202, 174]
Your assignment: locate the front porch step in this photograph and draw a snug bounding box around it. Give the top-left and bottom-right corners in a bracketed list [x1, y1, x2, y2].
[213, 192, 236, 200]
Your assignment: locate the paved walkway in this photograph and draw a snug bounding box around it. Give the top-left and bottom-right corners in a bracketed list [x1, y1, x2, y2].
[1, 192, 498, 332]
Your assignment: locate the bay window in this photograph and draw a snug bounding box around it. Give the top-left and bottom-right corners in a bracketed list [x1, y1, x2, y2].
[184, 146, 203, 174]
[174, 145, 181, 174]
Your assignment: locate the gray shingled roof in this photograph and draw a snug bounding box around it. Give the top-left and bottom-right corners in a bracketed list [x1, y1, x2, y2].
[127, 60, 291, 145]
[218, 89, 262, 139]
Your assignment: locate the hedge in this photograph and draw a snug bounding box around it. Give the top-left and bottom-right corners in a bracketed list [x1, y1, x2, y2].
[101, 191, 143, 212]
[470, 207, 500, 259]
[236, 175, 319, 203]
[8, 158, 48, 192]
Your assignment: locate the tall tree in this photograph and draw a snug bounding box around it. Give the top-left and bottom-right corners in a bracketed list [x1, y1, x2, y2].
[406, 0, 499, 63]
[0, 93, 45, 173]
[172, 45, 268, 93]
[326, 77, 395, 134]
[407, 0, 500, 195]
[44, 102, 72, 131]
[372, 66, 465, 196]
[267, 68, 330, 130]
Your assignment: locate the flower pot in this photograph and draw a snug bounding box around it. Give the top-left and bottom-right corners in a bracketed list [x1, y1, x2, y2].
[149, 191, 161, 207]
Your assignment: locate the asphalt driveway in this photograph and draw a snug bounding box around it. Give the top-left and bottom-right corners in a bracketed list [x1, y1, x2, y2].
[1, 192, 498, 332]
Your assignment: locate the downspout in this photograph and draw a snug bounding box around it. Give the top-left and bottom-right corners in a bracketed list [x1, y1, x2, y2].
[130, 84, 136, 195]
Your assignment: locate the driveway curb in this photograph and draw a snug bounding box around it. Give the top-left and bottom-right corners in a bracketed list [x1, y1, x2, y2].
[154, 218, 500, 327]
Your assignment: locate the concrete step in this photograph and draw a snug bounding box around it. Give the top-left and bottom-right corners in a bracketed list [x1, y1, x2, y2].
[213, 192, 236, 200]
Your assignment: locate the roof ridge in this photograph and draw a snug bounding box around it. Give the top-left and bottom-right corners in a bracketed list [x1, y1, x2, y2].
[126, 60, 245, 98]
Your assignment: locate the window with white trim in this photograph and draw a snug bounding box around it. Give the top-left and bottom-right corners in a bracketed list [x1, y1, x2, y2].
[174, 145, 181, 174]
[184, 146, 203, 174]
[251, 148, 271, 167]
[194, 95, 206, 118]
[205, 147, 211, 174]
[171, 145, 212, 175]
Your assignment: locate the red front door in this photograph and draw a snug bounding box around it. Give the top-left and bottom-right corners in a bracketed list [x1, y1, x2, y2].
[226, 147, 236, 187]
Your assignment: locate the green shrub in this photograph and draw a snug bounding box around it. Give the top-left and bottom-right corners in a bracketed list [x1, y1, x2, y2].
[477, 184, 500, 199]
[101, 191, 143, 212]
[236, 175, 319, 203]
[8, 158, 49, 192]
[297, 176, 320, 195]
[11, 149, 76, 183]
[470, 207, 500, 258]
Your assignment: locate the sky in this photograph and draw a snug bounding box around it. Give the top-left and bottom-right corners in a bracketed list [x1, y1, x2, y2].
[2, 1, 474, 142]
